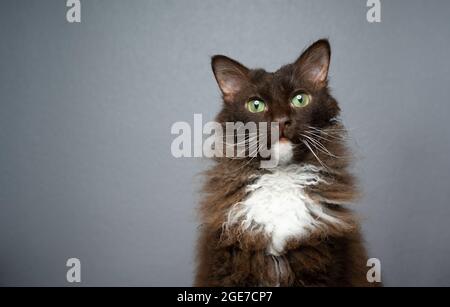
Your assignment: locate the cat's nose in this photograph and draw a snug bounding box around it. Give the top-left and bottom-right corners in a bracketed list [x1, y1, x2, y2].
[276, 117, 291, 136]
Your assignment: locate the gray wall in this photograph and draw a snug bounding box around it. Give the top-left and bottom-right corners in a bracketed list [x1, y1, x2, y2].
[1, 0, 449, 286]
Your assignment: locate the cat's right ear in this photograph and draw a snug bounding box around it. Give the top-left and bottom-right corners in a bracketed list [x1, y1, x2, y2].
[211, 55, 250, 102]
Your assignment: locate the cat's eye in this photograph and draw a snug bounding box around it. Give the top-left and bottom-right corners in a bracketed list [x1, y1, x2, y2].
[291, 92, 311, 108]
[246, 99, 266, 113]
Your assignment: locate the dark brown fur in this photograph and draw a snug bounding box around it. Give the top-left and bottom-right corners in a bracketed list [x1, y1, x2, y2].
[195, 40, 378, 287]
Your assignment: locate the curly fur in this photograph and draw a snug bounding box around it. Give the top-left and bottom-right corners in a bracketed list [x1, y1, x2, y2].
[194, 39, 380, 287]
[224, 164, 349, 256]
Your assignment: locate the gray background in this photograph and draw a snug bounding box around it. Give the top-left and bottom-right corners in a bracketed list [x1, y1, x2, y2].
[1, 0, 449, 286]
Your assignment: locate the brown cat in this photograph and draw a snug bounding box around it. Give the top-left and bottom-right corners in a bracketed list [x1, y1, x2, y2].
[194, 39, 376, 287]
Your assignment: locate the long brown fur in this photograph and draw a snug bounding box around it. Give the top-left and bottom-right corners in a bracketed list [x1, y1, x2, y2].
[194, 39, 379, 287]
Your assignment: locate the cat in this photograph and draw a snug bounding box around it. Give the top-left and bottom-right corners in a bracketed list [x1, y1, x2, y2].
[194, 39, 377, 287]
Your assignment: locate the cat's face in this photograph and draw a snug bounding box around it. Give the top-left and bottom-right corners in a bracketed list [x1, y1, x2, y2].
[212, 39, 341, 164]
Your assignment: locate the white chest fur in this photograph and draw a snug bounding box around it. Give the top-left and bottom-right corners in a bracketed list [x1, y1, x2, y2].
[226, 164, 341, 256]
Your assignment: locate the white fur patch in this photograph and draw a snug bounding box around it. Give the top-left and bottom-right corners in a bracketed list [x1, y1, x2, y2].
[225, 164, 342, 256]
[270, 141, 293, 165]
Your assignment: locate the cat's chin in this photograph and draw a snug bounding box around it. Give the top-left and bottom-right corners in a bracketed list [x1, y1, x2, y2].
[270, 140, 294, 166]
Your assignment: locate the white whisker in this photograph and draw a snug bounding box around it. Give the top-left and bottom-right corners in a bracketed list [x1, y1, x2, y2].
[301, 134, 341, 158]
[302, 139, 329, 170]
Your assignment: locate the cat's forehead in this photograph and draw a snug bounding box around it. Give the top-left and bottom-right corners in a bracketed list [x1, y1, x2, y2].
[248, 65, 295, 96]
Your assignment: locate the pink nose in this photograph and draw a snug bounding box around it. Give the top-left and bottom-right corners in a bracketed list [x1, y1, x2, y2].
[276, 117, 291, 136]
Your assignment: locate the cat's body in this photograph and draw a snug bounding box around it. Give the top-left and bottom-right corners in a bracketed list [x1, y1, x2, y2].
[195, 40, 376, 287]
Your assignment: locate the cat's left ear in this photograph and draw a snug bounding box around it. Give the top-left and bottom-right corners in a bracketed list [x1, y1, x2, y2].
[211, 55, 250, 102]
[294, 39, 331, 87]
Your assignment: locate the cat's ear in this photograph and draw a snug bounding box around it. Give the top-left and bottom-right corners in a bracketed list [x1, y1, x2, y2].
[294, 39, 331, 87]
[211, 55, 250, 102]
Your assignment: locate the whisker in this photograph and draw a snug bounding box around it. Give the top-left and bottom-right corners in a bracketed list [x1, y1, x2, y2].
[306, 129, 345, 139]
[219, 135, 259, 147]
[302, 139, 329, 170]
[307, 126, 348, 138]
[303, 130, 334, 142]
[301, 134, 341, 158]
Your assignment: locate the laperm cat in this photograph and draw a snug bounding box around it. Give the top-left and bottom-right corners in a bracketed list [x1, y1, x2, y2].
[195, 39, 377, 287]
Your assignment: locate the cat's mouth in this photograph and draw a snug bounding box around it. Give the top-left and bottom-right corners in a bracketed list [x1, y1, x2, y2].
[279, 128, 291, 143]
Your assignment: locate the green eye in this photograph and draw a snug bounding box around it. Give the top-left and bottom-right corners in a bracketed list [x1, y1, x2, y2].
[246, 99, 266, 113]
[291, 93, 311, 108]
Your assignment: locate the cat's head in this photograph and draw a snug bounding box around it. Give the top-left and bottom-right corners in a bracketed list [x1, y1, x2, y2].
[211, 39, 342, 166]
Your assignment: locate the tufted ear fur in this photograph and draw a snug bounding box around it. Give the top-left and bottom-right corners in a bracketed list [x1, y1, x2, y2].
[293, 39, 331, 87]
[211, 55, 250, 102]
